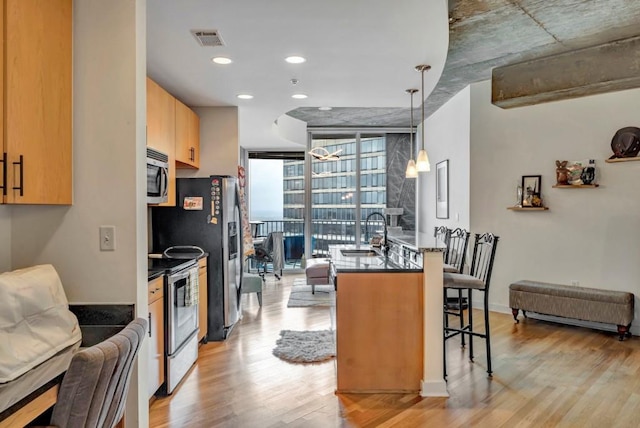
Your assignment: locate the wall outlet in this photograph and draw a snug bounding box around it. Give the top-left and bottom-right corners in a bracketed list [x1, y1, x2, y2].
[571, 280, 579, 286]
[99, 226, 116, 251]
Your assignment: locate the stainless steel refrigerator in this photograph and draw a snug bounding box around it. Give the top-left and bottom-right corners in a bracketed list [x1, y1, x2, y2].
[152, 176, 242, 341]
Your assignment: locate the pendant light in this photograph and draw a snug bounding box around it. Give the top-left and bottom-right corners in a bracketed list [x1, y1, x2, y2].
[415, 64, 431, 172]
[405, 88, 418, 178]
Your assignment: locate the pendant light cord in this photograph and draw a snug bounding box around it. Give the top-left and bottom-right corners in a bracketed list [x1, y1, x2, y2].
[405, 88, 419, 178]
[410, 90, 414, 155]
[415, 64, 431, 172]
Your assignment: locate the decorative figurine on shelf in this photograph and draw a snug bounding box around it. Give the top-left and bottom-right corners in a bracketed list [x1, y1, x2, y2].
[566, 161, 584, 185]
[531, 192, 543, 207]
[523, 186, 534, 207]
[581, 159, 596, 185]
[555, 160, 569, 185]
[515, 184, 523, 207]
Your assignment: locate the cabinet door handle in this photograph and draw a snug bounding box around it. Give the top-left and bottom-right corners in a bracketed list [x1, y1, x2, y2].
[0, 152, 6, 196]
[148, 311, 152, 337]
[190, 147, 195, 162]
[12, 155, 24, 196]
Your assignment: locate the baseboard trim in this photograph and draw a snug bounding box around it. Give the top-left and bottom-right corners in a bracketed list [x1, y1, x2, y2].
[420, 379, 449, 397]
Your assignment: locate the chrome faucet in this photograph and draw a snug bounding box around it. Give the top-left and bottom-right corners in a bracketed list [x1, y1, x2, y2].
[365, 212, 389, 255]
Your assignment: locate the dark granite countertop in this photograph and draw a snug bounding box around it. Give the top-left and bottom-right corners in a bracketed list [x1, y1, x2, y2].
[387, 232, 418, 250]
[328, 244, 420, 273]
[148, 270, 164, 281]
[388, 232, 447, 253]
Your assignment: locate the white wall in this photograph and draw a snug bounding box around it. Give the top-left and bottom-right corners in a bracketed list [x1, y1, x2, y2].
[469, 80, 640, 333]
[179, 106, 239, 177]
[416, 86, 471, 244]
[9, 1, 149, 425]
[274, 113, 307, 146]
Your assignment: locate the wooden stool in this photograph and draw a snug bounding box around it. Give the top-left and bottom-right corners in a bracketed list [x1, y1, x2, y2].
[242, 273, 263, 306]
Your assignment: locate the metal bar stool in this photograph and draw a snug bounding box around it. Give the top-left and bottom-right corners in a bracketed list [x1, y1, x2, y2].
[443, 233, 499, 377]
[443, 228, 471, 347]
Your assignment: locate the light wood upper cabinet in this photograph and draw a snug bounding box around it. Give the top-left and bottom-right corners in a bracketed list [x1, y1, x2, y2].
[197, 257, 208, 342]
[147, 77, 176, 206]
[190, 107, 200, 167]
[2, 0, 72, 205]
[175, 99, 200, 169]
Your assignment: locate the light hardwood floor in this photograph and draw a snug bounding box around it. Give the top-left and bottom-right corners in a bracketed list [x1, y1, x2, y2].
[149, 273, 640, 427]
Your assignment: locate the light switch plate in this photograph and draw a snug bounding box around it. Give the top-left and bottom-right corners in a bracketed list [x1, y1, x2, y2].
[99, 226, 116, 251]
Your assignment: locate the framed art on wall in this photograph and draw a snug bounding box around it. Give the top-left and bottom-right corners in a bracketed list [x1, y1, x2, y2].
[521, 175, 542, 207]
[436, 160, 449, 219]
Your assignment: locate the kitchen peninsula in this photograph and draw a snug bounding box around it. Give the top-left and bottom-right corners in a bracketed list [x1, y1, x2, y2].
[329, 235, 447, 397]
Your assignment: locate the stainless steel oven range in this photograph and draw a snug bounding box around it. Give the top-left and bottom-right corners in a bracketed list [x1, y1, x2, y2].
[148, 257, 200, 395]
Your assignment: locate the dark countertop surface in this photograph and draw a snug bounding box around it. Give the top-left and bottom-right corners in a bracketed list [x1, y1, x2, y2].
[387, 232, 418, 250]
[329, 244, 420, 273]
[148, 269, 164, 281]
[388, 232, 447, 253]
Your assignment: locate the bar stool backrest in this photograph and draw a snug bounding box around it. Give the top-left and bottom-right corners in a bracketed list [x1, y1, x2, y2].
[446, 228, 471, 274]
[434, 226, 449, 257]
[469, 233, 500, 290]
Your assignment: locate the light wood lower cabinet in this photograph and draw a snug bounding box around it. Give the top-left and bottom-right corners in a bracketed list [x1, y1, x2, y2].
[336, 272, 423, 393]
[198, 258, 208, 342]
[147, 276, 165, 398]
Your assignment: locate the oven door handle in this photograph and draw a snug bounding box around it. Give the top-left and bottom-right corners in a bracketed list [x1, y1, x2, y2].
[169, 267, 194, 283]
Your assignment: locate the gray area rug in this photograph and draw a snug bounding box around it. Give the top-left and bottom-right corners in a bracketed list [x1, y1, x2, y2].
[272, 329, 336, 363]
[287, 279, 335, 307]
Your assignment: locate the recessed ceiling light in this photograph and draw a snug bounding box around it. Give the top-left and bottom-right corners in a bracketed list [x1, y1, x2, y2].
[318, 106, 332, 111]
[237, 94, 254, 99]
[285, 56, 306, 64]
[291, 94, 308, 99]
[212, 57, 232, 65]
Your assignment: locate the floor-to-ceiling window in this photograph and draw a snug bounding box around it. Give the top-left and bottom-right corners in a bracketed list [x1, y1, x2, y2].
[249, 152, 305, 269]
[248, 158, 284, 221]
[287, 132, 386, 256]
[250, 130, 406, 263]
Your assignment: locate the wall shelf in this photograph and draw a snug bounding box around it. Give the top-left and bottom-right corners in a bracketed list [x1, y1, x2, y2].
[507, 206, 549, 211]
[552, 184, 599, 188]
[605, 157, 640, 163]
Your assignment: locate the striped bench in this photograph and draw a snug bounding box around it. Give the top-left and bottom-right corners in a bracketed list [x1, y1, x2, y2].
[509, 280, 634, 341]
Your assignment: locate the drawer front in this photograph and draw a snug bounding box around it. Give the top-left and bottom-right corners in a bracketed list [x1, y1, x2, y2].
[148, 276, 164, 303]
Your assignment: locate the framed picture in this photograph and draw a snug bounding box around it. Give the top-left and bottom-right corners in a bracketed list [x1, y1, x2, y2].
[521, 175, 542, 207]
[436, 160, 449, 219]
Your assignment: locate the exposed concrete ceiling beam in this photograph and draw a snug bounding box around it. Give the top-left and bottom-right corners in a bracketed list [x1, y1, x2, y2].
[491, 36, 640, 108]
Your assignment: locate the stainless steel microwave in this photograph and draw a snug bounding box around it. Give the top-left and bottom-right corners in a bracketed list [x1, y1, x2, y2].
[147, 147, 169, 204]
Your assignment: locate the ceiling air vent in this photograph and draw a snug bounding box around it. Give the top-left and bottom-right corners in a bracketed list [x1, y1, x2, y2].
[191, 30, 225, 47]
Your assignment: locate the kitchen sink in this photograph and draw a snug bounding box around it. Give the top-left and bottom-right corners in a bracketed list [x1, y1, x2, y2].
[340, 249, 378, 257]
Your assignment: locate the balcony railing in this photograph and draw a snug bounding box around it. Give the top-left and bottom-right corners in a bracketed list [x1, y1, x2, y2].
[251, 219, 385, 268]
